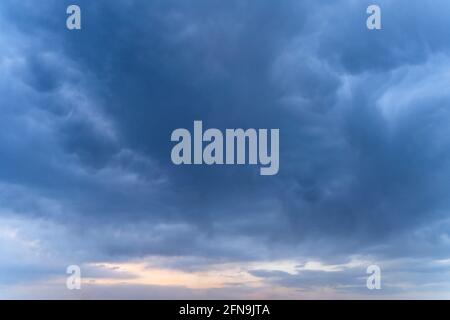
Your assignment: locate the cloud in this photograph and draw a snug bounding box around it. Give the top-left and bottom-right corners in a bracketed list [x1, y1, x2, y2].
[1, 0, 450, 298]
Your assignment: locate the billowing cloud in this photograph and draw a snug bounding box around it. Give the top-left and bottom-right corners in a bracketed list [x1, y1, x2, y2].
[1, 0, 450, 298]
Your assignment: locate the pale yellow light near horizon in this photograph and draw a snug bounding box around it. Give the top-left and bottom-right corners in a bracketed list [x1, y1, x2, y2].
[83, 262, 264, 289]
[77, 258, 368, 290]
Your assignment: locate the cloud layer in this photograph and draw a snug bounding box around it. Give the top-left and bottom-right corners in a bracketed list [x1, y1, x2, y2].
[1, 0, 450, 298]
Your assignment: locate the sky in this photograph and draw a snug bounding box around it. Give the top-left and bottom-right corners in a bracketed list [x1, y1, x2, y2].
[1, 0, 450, 299]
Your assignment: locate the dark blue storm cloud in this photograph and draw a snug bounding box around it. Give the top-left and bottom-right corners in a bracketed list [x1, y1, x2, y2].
[1, 0, 450, 298]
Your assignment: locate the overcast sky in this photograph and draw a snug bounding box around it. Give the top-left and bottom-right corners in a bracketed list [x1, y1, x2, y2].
[1, 0, 450, 299]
